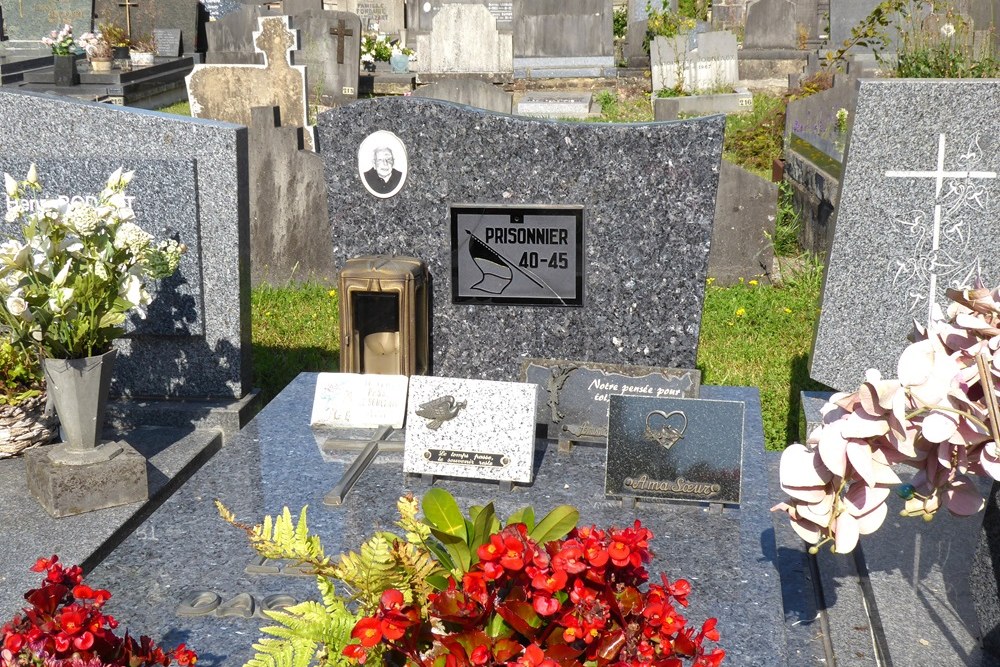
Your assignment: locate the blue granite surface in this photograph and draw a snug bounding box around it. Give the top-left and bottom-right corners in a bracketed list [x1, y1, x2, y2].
[69, 373, 786, 666]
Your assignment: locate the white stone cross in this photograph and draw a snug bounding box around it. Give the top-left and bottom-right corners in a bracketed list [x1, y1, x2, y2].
[885, 133, 997, 323]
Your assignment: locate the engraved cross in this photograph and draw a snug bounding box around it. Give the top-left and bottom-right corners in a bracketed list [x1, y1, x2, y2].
[329, 19, 354, 65]
[118, 0, 139, 40]
[885, 133, 997, 323]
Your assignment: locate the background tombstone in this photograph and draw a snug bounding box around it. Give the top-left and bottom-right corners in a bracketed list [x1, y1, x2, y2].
[1, 0, 93, 43]
[414, 3, 511, 77]
[650, 30, 737, 94]
[205, 2, 274, 64]
[0, 89, 252, 424]
[825, 0, 883, 54]
[93, 0, 202, 57]
[708, 161, 776, 285]
[342, 0, 403, 32]
[188, 15, 315, 151]
[512, 0, 614, 77]
[742, 0, 797, 49]
[811, 79, 1000, 392]
[292, 10, 361, 106]
[412, 79, 512, 114]
[282, 0, 321, 15]
[317, 97, 723, 379]
[249, 106, 334, 285]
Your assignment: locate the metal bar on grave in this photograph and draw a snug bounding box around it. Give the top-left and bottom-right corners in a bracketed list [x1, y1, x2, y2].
[323, 425, 393, 506]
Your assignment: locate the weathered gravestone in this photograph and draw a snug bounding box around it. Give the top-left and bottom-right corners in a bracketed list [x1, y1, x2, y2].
[317, 97, 724, 380]
[650, 30, 738, 94]
[811, 79, 1000, 392]
[205, 2, 275, 64]
[282, 0, 321, 15]
[341, 0, 403, 32]
[406, 0, 514, 34]
[248, 106, 333, 285]
[188, 15, 315, 151]
[0, 0, 92, 43]
[826, 0, 884, 54]
[512, 0, 614, 77]
[93, 0, 201, 56]
[414, 3, 512, 77]
[0, 89, 252, 417]
[412, 78, 512, 114]
[624, 0, 677, 65]
[708, 160, 776, 285]
[516, 91, 592, 118]
[291, 9, 360, 106]
[743, 0, 797, 49]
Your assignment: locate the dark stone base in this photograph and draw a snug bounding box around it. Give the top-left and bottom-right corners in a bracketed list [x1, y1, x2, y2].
[105, 390, 261, 443]
[973, 481, 1000, 658]
[25, 442, 149, 518]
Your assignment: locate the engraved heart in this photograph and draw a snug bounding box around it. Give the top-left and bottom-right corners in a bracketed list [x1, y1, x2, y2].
[643, 410, 687, 450]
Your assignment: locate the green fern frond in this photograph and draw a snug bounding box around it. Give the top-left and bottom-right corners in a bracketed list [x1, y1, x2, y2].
[217, 502, 335, 575]
[244, 636, 317, 667]
[396, 494, 432, 543]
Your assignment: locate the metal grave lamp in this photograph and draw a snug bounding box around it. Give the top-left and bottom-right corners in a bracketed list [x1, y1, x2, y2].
[338, 255, 429, 376]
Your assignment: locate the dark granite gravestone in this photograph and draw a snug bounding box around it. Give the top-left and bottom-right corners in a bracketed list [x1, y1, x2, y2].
[317, 97, 724, 381]
[291, 9, 360, 106]
[520, 358, 700, 446]
[0, 90, 254, 426]
[200, 0, 239, 20]
[248, 106, 334, 285]
[153, 27, 181, 55]
[412, 78, 513, 114]
[708, 160, 777, 285]
[205, 2, 274, 64]
[743, 0, 797, 49]
[512, 0, 613, 77]
[1, 0, 93, 43]
[16, 373, 787, 666]
[606, 395, 743, 506]
[811, 80, 1000, 393]
[94, 0, 201, 56]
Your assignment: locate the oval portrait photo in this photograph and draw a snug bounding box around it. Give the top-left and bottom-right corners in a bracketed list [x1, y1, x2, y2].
[358, 130, 408, 199]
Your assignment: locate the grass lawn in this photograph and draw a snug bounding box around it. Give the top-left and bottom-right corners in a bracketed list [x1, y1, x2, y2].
[251, 263, 827, 450]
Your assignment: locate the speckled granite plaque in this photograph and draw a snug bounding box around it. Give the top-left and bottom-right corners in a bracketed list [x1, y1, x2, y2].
[317, 97, 723, 381]
[812, 80, 1000, 392]
[520, 358, 700, 443]
[310, 372, 409, 428]
[403, 375, 537, 483]
[606, 395, 743, 505]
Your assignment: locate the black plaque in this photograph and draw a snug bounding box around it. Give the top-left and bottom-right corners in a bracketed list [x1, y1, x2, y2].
[520, 358, 700, 444]
[424, 449, 509, 467]
[153, 29, 182, 57]
[451, 205, 584, 306]
[606, 396, 743, 506]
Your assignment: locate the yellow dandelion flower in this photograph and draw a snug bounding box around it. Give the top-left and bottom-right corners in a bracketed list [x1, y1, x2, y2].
[783, 307, 792, 314]
[736, 307, 746, 317]
[748, 279, 758, 286]
[328, 289, 337, 297]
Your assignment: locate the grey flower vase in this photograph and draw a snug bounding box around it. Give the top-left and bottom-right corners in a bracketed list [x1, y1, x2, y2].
[42, 349, 116, 455]
[52, 54, 80, 87]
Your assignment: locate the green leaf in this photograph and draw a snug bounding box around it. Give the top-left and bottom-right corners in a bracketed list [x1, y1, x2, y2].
[529, 505, 579, 545]
[470, 502, 496, 557]
[506, 506, 535, 531]
[425, 537, 456, 571]
[486, 613, 512, 639]
[426, 574, 451, 591]
[422, 488, 467, 541]
[430, 527, 472, 572]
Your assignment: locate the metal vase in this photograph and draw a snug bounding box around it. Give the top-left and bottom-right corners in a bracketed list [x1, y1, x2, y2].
[52, 54, 80, 86]
[42, 349, 116, 452]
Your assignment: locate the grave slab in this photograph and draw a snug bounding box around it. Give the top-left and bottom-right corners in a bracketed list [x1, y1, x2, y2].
[812, 80, 1000, 392]
[412, 78, 512, 114]
[317, 97, 724, 381]
[515, 91, 592, 118]
[40, 373, 789, 666]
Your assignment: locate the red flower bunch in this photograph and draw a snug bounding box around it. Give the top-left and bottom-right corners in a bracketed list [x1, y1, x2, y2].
[1, 556, 197, 667]
[342, 521, 724, 667]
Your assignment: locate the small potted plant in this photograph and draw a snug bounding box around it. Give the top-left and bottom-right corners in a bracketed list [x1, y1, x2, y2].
[41, 24, 79, 87]
[389, 43, 414, 73]
[99, 22, 131, 60]
[77, 31, 113, 72]
[129, 34, 156, 66]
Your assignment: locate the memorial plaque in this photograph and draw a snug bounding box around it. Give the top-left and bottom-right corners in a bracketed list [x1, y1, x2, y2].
[403, 375, 537, 483]
[606, 395, 743, 505]
[521, 358, 700, 444]
[153, 29, 182, 57]
[451, 205, 584, 306]
[309, 372, 409, 428]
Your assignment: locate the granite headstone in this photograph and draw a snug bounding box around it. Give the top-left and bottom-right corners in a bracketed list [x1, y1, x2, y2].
[188, 15, 315, 151]
[412, 78, 512, 114]
[826, 0, 883, 53]
[516, 91, 592, 118]
[743, 0, 797, 49]
[606, 395, 744, 505]
[403, 375, 537, 484]
[291, 9, 361, 106]
[205, 2, 274, 64]
[317, 97, 724, 380]
[520, 358, 700, 445]
[93, 0, 201, 56]
[512, 0, 613, 77]
[1, 0, 93, 42]
[812, 79, 1000, 392]
[153, 27, 182, 55]
[0, 89, 251, 405]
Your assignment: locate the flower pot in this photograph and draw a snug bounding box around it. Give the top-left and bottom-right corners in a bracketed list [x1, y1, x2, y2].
[42, 349, 116, 452]
[112, 46, 130, 60]
[390, 53, 409, 73]
[0, 393, 58, 459]
[363, 60, 376, 72]
[52, 54, 79, 87]
[131, 51, 155, 67]
[90, 57, 113, 72]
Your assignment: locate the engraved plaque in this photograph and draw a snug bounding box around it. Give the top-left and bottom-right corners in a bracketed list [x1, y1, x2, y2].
[310, 372, 409, 428]
[606, 396, 743, 505]
[451, 205, 584, 306]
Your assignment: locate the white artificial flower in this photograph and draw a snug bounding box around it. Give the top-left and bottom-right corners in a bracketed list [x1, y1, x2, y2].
[106, 167, 123, 188]
[5, 293, 30, 320]
[941, 22, 956, 37]
[4, 174, 18, 198]
[113, 222, 152, 254]
[26, 164, 38, 186]
[68, 202, 101, 236]
[52, 259, 72, 287]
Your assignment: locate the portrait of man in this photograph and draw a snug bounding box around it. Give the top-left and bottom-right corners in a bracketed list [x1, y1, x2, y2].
[358, 130, 408, 198]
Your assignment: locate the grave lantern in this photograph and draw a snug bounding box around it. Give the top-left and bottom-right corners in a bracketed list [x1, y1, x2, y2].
[338, 255, 429, 376]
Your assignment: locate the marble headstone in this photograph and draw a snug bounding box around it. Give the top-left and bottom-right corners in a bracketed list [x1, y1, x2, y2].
[411, 79, 513, 114]
[403, 375, 537, 484]
[0, 89, 250, 401]
[520, 358, 700, 444]
[310, 372, 408, 428]
[606, 395, 744, 505]
[651, 30, 738, 94]
[188, 15, 315, 151]
[414, 3, 512, 76]
[812, 79, 1000, 392]
[291, 9, 361, 106]
[2, 0, 93, 42]
[316, 97, 724, 380]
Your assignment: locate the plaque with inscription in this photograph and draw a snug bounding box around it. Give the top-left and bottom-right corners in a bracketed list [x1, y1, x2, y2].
[404, 375, 537, 483]
[606, 396, 743, 506]
[310, 372, 409, 428]
[521, 358, 700, 445]
[153, 28, 182, 57]
[451, 205, 584, 306]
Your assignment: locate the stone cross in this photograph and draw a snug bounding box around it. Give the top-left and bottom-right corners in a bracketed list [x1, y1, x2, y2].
[884, 132, 997, 321]
[330, 18, 353, 64]
[118, 0, 139, 39]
